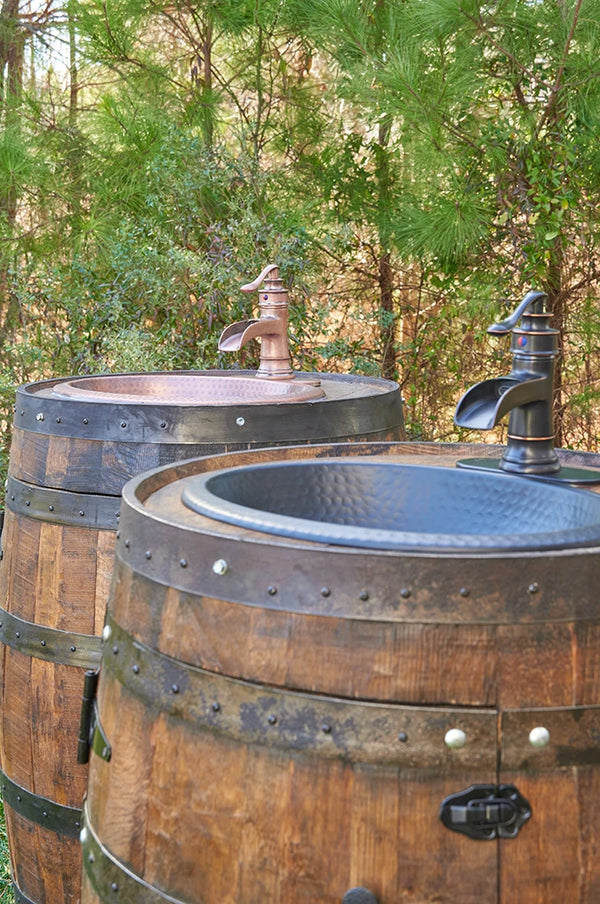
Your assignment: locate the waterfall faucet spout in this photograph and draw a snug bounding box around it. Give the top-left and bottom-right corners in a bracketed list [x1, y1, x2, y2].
[454, 291, 560, 476]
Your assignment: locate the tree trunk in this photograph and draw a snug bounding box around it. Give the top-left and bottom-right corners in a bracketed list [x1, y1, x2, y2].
[0, 0, 24, 335]
[376, 116, 397, 380]
[547, 240, 565, 449]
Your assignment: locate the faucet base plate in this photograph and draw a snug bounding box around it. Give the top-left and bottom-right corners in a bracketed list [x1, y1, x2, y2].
[456, 457, 600, 487]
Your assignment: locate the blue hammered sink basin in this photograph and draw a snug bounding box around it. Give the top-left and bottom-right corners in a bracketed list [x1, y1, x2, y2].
[181, 459, 600, 552]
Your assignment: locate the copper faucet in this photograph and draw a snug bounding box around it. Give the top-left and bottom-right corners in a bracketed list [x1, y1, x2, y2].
[218, 264, 294, 380]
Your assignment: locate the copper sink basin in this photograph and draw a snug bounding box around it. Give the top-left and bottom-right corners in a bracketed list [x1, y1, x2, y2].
[51, 373, 325, 405]
[181, 459, 600, 552]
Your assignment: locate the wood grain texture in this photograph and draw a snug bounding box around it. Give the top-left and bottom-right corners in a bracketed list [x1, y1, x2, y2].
[0, 510, 114, 904]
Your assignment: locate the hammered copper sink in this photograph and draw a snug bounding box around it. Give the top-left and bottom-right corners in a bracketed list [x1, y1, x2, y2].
[51, 371, 326, 404]
[182, 458, 600, 552]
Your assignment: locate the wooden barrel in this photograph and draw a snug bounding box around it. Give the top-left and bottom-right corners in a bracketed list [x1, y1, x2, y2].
[81, 441, 600, 904]
[0, 370, 404, 904]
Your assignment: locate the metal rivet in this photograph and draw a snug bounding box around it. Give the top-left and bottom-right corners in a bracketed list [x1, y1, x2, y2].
[460, 587, 470, 597]
[267, 586, 277, 596]
[359, 590, 369, 601]
[75, 821, 81, 829]
[160, 421, 167, 429]
[20, 410, 24, 416]
[70, 645, 76, 652]
[398, 731, 408, 743]
[25, 500, 30, 506]
[42, 810, 48, 818]
[212, 702, 221, 712]
[132, 664, 140, 674]
[10, 494, 14, 501]
[213, 558, 228, 575]
[55, 417, 61, 423]
[400, 588, 411, 599]
[120, 421, 127, 429]
[79, 511, 85, 517]
[529, 726, 550, 748]
[102, 625, 112, 642]
[236, 416, 245, 426]
[528, 582, 539, 594]
[16, 795, 21, 802]
[111, 882, 118, 892]
[48, 505, 54, 512]
[36, 412, 45, 421]
[267, 714, 278, 725]
[83, 418, 89, 424]
[116, 530, 120, 539]
[321, 587, 331, 597]
[112, 645, 119, 654]
[145, 550, 152, 559]
[124, 539, 130, 548]
[15, 632, 20, 638]
[444, 728, 467, 749]
[88, 853, 95, 863]
[321, 723, 332, 734]
[171, 684, 180, 694]
[180, 558, 188, 568]
[40, 640, 46, 647]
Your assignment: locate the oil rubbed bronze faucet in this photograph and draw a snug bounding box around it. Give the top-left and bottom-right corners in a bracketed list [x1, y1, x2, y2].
[218, 264, 294, 380]
[454, 290, 600, 484]
[454, 290, 559, 475]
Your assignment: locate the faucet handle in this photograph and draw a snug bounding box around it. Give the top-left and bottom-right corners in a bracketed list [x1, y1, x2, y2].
[487, 290, 548, 335]
[240, 264, 281, 293]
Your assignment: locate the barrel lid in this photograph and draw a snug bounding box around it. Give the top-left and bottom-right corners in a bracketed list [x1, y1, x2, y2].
[13, 371, 402, 443]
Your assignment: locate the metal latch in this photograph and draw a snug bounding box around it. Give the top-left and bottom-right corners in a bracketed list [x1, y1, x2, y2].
[439, 784, 531, 840]
[77, 669, 112, 764]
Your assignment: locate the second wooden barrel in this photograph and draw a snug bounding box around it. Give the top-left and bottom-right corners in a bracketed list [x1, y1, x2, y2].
[82, 441, 600, 904]
[0, 370, 404, 904]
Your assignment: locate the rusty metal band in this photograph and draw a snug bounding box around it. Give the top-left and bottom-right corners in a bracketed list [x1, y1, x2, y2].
[12, 882, 37, 904]
[0, 769, 82, 837]
[82, 803, 191, 904]
[113, 511, 600, 627]
[0, 605, 102, 668]
[5, 477, 121, 530]
[102, 613, 497, 770]
[15, 373, 402, 443]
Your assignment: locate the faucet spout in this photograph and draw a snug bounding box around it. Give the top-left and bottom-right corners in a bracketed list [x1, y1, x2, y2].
[454, 374, 549, 431]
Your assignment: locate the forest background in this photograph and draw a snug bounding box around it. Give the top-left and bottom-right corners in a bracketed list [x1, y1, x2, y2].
[0, 0, 597, 898]
[0, 0, 599, 462]
[0, 0, 600, 466]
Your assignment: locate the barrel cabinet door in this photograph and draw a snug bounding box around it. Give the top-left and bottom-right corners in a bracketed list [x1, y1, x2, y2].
[499, 705, 600, 903]
[81, 624, 501, 904]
